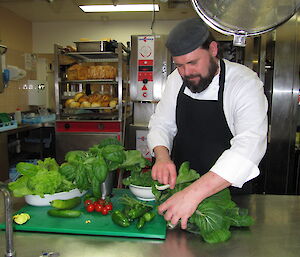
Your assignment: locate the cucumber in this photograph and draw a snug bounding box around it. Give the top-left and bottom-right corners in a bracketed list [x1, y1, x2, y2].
[50, 197, 81, 210]
[47, 209, 82, 218]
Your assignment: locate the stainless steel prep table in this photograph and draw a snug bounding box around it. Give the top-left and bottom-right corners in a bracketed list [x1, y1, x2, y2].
[1, 194, 300, 257]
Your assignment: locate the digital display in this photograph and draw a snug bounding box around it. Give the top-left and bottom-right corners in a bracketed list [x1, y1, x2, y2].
[138, 66, 153, 72]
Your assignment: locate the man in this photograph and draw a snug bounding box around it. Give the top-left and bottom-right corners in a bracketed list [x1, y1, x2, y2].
[147, 18, 268, 229]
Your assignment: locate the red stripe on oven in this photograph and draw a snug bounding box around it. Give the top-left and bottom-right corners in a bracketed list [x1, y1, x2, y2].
[56, 121, 121, 132]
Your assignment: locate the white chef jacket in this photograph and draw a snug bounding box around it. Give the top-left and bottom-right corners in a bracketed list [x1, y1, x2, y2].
[147, 59, 268, 188]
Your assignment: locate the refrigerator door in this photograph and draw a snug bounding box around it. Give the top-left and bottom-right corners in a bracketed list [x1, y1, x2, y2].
[191, 0, 300, 45]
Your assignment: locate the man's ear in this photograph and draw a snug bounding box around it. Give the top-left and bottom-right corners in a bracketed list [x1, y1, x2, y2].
[209, 41, 218, 57]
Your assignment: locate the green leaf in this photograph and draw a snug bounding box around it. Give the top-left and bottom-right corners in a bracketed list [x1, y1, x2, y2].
[16, 162, 38, 177]
[91, 178, 101, 198]
[176, 162, 200, 184]
[120, 150, 151, 172]
[226, 207, 255, 227]
[59, 163, 77, 181]
[97, 137, 122, 148]
[192, 201, 230, 235]
[65, 150, 88, 164]
[8, 176, 33, 197]
[102, 145, 125, 163]
[37, 158, 59, 172]
[27, 169, 63, 197]
[122, 170, 154, 187]
[92, 156, 108, 183]
[203, 189, 236, 210]
[201, 229, 231, 244]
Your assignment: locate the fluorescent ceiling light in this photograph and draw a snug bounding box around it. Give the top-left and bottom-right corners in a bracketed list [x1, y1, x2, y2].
[79, 4, 159, 12]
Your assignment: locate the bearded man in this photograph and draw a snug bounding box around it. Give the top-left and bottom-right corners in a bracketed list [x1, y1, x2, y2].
[147, 18, 268, 229]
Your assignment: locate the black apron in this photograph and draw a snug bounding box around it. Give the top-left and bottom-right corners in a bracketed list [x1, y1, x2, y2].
[172, 59, 251, 194]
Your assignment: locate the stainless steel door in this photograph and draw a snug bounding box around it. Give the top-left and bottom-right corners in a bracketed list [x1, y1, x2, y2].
[55, 132, 119, 164]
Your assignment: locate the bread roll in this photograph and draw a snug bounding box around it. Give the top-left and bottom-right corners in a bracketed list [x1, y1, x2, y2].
[74, 92, 85, 101]
[77, 65, 88, 80]
[88, 93, 101, 103]
[102, 94, 111, 101]
[65, 98, 75, 108]
[109, 100, 117, 108]
[80, 101, 91, 108]
[78, 95, 89, 103]
[100, 101, 110, 107]
[91, 101, 101, 107]
[69, 101, 80, 108]
[67, 64, 81, 80]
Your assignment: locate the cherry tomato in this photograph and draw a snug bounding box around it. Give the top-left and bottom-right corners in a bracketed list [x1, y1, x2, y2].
[86, 204, 95, 212]
[105, 203, 113, 211]
[94, 204, 103, 213]
[97, 199, 106, 205]
[101, 206, 109, 215]
[84, 200, 93, 207]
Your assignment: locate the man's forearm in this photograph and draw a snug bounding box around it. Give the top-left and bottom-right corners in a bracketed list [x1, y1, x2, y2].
[189, 171, 232, 203]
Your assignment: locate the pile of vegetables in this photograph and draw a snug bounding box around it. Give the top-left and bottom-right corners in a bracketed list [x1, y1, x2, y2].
[59, 138, 151, 197]
[111, 194, 156, 229]
[152, 162, 254, 244]
[8, 137, 151, 199]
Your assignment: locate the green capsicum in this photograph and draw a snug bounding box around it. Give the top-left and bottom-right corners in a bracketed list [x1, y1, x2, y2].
[127, 206, 152, 220]
[136, 216, 146, 229]
[111, 210, 131, 227]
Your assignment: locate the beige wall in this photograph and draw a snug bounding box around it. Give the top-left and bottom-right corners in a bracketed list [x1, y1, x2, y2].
[0, 7, 33, 114]
[32, 20, 179, 53]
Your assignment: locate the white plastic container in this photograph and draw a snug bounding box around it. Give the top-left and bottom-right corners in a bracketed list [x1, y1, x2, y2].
[14, 108, 22, 125]
[24, 188, 86, 206]
[129, 184, 155, 201]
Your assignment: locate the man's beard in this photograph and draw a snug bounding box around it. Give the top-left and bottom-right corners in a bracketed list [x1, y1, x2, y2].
[183, 57, 219, 93]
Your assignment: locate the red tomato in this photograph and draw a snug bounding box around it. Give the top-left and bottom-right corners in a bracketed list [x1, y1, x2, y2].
[86, 204, 95, 212]
[94, 204, 103, 212]
[101, 206, 109, 215]
[105, 203, 113, 211]
[97, 199, 106, 205]
[84, 200, 93, 207]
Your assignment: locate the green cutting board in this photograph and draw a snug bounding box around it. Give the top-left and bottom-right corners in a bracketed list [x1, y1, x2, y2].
[0, 189, 166, 239]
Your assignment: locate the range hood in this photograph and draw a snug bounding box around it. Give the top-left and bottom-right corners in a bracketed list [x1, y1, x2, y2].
[191, 0, 300, 46]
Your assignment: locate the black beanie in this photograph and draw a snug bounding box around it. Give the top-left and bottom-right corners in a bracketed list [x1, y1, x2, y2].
[166, 18, 210, 57]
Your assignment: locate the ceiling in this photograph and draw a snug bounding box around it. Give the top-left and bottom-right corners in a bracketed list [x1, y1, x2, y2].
[0, 0, 198, 22]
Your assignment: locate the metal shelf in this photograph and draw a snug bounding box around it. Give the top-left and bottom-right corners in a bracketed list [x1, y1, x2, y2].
[65, 51, 118, 62]
[59, 79, 118, 84]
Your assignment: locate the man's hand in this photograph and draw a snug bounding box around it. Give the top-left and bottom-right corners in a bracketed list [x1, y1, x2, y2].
[158, 185, 200, 229]
[152, 146, 177, 189]
[158, 171, 231, 229]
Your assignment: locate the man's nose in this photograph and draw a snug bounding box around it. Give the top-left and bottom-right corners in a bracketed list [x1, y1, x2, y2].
[183, 65, 193, 77]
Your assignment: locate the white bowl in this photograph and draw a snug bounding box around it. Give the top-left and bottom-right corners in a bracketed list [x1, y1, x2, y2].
[129, 184, 155, 201]
[24, 188, 86, 206]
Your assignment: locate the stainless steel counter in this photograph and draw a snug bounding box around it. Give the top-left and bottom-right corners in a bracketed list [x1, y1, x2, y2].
[1, 194, 300, 257]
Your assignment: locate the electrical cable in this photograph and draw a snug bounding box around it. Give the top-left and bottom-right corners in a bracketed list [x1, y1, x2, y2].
[151, 0, 156, 34]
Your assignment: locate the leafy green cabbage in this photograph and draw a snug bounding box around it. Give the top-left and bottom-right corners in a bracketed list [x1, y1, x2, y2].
[153, 161, 254, 244]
